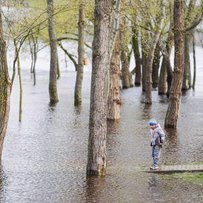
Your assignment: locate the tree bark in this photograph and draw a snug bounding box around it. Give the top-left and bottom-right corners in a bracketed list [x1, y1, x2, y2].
[87, 0, 113, 176]
[158, 55, 167, 95]
[0, 11, 11, 158]
[192, 33, 196, 90]
[29, 33, 38, 86]
[17, 56, 22, 122]
[120, 17, 131, 89]
[182, 0, 196, 91]
[74, 0, 85, 106]
[142, 40, 147, 92]
[33, 41, 38, 86]
[132, 24, 141, 86]
[165, 0, 185, 128]
[166, 63, 173, 97]
[182, 33, 191, 90]
[144, 46, 156, 104]
[107, 34, 121, 120]
[109, 0, 121, 56]
[152, 43, 160, 89]
[159, 30, 173, 96]
[56, 57, 60, 79]
[144, 0, 165, 104]
[47, 0, 59, 104]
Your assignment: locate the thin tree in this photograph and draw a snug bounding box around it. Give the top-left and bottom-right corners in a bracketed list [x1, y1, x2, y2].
[192, 33, 196, 90]
[87, 0, 113, 176]
[132, 21, 141, 86]
[120, 16, 131, 89]
[182, 0, 201, 90]
[74, 0, 85, 106]
[47, 0, 59, 104]
[0, 10, 11, 158]
[107, 34, 122, 120]
[144, 0, 165, 104]
[165, 0, 185, 128]
[152, 43, 160, 89]
[158, 23, 173, 95]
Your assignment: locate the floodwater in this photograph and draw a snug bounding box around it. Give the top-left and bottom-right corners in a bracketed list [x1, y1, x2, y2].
[0, 46, 203, 203]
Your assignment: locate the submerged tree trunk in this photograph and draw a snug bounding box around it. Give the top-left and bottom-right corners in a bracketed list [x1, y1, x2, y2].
[32, 38, 38, 86]
[166, 72, 173, 97]
[132, 24, 141, 86]
[152, 44, 160, 89]
[17, 56, 22, 122]
[0, 12, 11, 158]
[144, 39, 162, 103]
[87, 0, 112, 176]
[33, 42, 38, 86]
[142, 41, 147, 92]
[47, 0, 59, 104]
[107, 34, 121, 120]
[144, 47, 157, 104]
[120, 17, 130, 89]
[29, 37, 34, 74]
[182, 33, 191, 90]
[165, 0, 185, 128]
[159, 30, 173, 96]
[192, 33, 196, 90]
[56, 57, 60, 79]
[182, 0, 196, 90]
[29, 33, 39, 86]
[74, 0, 85, 106]
[158, 56, 167, 95]
[144, 1, 165, 104]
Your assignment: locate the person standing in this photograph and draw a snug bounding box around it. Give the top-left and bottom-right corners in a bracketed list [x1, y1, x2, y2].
[148, 119, 165, 170]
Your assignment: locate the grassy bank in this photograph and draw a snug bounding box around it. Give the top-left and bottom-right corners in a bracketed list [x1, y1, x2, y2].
[169, 173, 203, 187]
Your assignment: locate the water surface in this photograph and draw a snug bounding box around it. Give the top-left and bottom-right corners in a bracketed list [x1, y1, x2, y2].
[0, 47, 203, 203]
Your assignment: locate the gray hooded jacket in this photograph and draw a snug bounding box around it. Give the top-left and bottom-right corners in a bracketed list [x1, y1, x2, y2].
[149, 124, 165, 146]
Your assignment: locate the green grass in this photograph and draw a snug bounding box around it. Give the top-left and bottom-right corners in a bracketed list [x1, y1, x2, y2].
[162, 172, 203, 188]
[190, 161, 203, 165]
[172, 173, 203, 187]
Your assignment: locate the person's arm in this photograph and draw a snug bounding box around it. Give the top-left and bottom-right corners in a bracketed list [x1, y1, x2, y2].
[158, 128, 165, 143]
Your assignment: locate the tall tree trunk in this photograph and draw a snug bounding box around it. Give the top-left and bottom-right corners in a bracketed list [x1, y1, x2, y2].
[0, 11, 11, 158]
[182, 0, 196, 90]
[192, 33, 196, 90]
[152, 43, 160, 89]
[74, 0, 85, 106]
[144, 47, 156, 104]
[166, 55, 173, 97]
[144, 1, 165, 104]
[29, 37, 34, 73]
[182, 33, 191, 90]
[86, 0, 112, 176]
[142, 41, 147, 92]
[165, 0, 185, 128]
[29, 33, 38, 86]
[47, 0, 59, 104]
[159, 31, 173, 95]
[107, 34, 121, 120]
[120, 17, 130, 89]
[15, 46, 23, 122]
[33, 41, 37, 86]
[109, 0, 121, 56]
[158, 56, 167, 95]
[132, 24, 141, 86]
[56, 57, 60, 79]
[162, 4, 174, 97]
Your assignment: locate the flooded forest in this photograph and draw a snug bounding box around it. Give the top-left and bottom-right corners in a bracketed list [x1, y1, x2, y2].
[0, 0, 203, 202]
